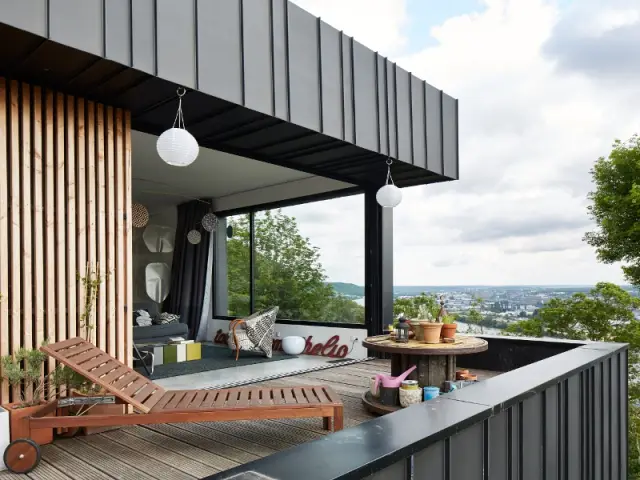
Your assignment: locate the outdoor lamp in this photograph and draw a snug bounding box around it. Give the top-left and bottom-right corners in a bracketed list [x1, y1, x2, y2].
[157, 88, 199, 167]
[396, 316, 410, 343]
[376, 159, 402, 208]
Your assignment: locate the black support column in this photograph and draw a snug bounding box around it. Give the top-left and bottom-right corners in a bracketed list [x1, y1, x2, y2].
[364, 190, 394, 337]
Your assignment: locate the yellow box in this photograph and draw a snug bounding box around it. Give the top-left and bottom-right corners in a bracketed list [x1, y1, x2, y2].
[186, 342, 202, 361]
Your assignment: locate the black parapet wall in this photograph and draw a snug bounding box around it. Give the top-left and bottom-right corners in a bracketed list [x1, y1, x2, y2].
[204, 340, 628, 480]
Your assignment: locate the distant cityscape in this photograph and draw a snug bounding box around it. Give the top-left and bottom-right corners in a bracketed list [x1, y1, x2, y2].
[330, 283, 640, 333]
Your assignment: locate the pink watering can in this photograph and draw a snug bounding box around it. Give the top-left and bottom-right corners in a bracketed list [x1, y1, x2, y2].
[374, 365, 417, 391]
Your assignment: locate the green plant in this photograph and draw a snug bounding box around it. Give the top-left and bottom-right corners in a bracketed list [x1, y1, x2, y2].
[50, 365, 101, 396]
[1, 343, 49, 407]
[442, 314, 457, 325]
[417, 304, 436, 322]
[78, 262, 107, 341]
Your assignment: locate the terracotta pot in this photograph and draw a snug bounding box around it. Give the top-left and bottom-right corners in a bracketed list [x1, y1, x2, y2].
[3, 402, 53, 445]
[409, 321, 423, 341]
[70, 390, 124, 435]
[420, 322, 443, 344]
[440, 323, 457, 339]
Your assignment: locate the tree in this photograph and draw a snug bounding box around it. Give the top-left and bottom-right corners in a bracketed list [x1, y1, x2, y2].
[226, 211, 365, 323]
[584, 135, 640, 286]
[504, 282, 640, 475]
[393, 293, 439, 319]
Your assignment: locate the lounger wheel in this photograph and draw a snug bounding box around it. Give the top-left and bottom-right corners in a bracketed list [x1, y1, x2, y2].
[3, 438, 41, 474]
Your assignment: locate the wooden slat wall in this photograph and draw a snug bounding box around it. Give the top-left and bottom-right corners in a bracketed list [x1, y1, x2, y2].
[0, 78, 132, 404]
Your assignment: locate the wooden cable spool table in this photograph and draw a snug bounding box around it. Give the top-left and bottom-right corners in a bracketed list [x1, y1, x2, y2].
[361, 334, 488, 414]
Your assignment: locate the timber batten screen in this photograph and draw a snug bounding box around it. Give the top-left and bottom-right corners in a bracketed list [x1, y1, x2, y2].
[0, 78, 132, 404]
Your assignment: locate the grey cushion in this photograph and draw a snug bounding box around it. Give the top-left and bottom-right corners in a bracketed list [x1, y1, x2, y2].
[133, 322, 189, 344]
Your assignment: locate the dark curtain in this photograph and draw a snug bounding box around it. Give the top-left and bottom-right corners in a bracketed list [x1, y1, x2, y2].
[164, 200, 212, 339]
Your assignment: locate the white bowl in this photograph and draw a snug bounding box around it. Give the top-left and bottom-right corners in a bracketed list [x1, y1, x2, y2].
[281, 336, 306, 355]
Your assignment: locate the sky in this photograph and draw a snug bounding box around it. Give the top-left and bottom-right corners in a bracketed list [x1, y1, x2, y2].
[285, 0, 640, 286]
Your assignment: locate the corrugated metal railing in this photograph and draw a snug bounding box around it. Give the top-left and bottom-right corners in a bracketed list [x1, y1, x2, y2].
[205, 339, 628, 480]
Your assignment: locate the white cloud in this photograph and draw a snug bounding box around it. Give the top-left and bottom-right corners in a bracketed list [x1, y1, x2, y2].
[288, 0, 638, 286]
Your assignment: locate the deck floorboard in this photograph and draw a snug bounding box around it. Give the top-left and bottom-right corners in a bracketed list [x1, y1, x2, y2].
[16, 359, 498, 479]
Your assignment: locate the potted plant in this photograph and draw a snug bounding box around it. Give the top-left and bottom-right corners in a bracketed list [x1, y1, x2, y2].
[50, 367, 123, 436]
[416, 305, 442, 344]
[440, 314, 458, 339]
[0, 345, 54, 445]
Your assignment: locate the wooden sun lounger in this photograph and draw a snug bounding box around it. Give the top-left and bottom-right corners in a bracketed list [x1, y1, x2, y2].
[35, 337, 344, 430]
[2, 337, 343, 473]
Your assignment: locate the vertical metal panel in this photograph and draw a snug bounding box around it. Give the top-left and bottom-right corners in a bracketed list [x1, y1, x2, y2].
[196, 0, 242, 104]
[544, 384, 559, 480]
[451, 422, 483, 479]
[131, 0, 156, 75]
[602, 360, 610, 480]
[488, 410, 509, 480]
[365, 459, 409, 479]
[352, 40, 378, 152]
[342, 34, 354, 143]
[271, 0, 289, 120]
[242, 0, 273, 115]
[0, 0, 47, 36]
[287, 3, 320, 131]
[319, 22, 343, 140]
[522, 395, 544, 480]
[610, 354, 619, 480]
[411, 77, 427, 169]
[567, 375, 581, 480]
[442, 93, 458, 178]
[619, 351, 628, 480]
[386, 60, 397, 159]
[509, 405, 520, 479]
[395, 66, 412, 164]
[376, 55, 388, 156]
[49, 0, 103, 56]
[593, 362, 602, 480]
[425, 83, 443, 175]
[414, 441, 445, 478]
[156, 0, 196, 88]
[104, 0, 132, 66]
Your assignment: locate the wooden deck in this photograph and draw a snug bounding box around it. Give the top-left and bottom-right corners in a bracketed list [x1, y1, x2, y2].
[0, 360, 498, 479]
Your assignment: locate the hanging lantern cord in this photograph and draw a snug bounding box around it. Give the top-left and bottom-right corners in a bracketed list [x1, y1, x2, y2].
[172, 87, 187, 129]
[385, 158, 395, 186]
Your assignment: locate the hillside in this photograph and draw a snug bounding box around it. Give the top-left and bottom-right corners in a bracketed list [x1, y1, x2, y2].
[328, 282, 365, 297]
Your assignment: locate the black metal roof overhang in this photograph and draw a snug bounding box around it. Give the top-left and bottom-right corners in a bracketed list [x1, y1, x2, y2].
[0, 0, 459, 189]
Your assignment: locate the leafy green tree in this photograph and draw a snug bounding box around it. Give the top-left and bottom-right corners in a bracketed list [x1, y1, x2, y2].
[584, 135, 640, 286]
[465, 297, 485, 333]
[226, 211, 364, 323]
[504, 282, 640, 475]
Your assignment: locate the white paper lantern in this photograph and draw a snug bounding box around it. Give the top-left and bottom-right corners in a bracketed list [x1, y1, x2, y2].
[201, 213, 218, 232]
[376, 159, 403, 208]
[156, 127, 199, 167]
[187, 230, 201, 245]
[376, 184, 402, 208]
